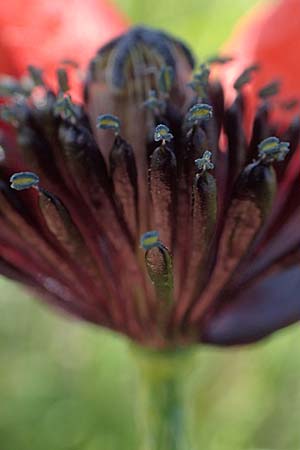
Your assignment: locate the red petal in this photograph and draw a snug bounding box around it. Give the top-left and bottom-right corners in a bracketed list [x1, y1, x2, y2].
[0, 0, 128, 97]
[219, 0, 300, 189]
[222, 0, 300, 115]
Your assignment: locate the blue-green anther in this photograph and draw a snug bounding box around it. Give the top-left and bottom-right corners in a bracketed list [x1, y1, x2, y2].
[195, 150, 214, 172]
[140, 230, 160, 250]
[158, 66, 175, 94]
[187, 103, 213, 125]
[154, 124, 174, 143]
[10, 172, 40, 191]
[96, 114, 121, 134]
[258, 137, 290, 163]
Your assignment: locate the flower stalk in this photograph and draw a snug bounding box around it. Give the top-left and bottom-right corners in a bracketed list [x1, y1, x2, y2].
[133, 346, 195, 450]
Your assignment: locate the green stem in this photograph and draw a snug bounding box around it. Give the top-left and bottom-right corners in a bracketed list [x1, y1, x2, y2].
[132, 347, 195, 450]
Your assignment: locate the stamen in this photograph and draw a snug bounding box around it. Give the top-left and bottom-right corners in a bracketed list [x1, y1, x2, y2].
[158, 66, 175, 94]
[109, 135, 139, 238]
[140, 230, 160, 250]
[150, 144, 177, 249]
[177, 162, 217, 316]
[54, 94, 77, 120]
[141, 231, 174, 307]
[258, 136, 290, 163]
[10, 172, 39, 191]
[206, 55, 234, 65]
[96, 114, 120, 135]
[234, 64, 260, 91]
[56, 68, 70, 93]
[280, 99, 299, 111]
[38, 188, 98, 276]
[27, 65, 44, 87]
[190, 154, 278, 322]
[60, 59, 80, 69]
[195, 150, 214, 172]
[145, 244, 174, 308]
[186, 103, 213, 125]
[154, 124, 174, 144]
[188, 65, 210, 98]
[258, 80, 280, 99]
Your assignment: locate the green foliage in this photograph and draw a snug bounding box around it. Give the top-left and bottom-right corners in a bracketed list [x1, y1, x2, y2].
[1, 277, 300, 449]
[115, 0, 259, 57]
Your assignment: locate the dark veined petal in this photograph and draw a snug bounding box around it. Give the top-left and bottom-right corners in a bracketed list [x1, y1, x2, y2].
[202, 266, 300, 345]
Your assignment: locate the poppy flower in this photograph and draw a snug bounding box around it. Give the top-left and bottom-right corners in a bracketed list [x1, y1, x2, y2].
[1, 4, 300, 349]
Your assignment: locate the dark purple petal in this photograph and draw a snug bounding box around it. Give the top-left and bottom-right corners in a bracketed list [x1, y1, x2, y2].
[202, 266, 300, 345]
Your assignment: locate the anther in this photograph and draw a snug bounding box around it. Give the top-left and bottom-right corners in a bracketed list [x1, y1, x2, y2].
[140, 230, 160, 250]
[195, 150, 214, 172]
[154, 124, 173, 144]
[60, 59, 80, 69]
[158, 66, 175, 95]
[206, 55, 234, 65]
[186, 103, 213, 126]
[234, 64, 260, 91]
[188, 65, 210, 97]
[54, 94, 77, 120]
[27, 65, 44, 87]
[258, 136, 290, 163]
[57, 68, 70, 93]
[258, 80, 280, 99]
[10, 172, 40, 191]
[96, 114, 121, 135]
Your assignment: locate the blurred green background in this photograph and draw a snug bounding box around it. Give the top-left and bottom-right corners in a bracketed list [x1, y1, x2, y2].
[2, 1, 300, 449]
